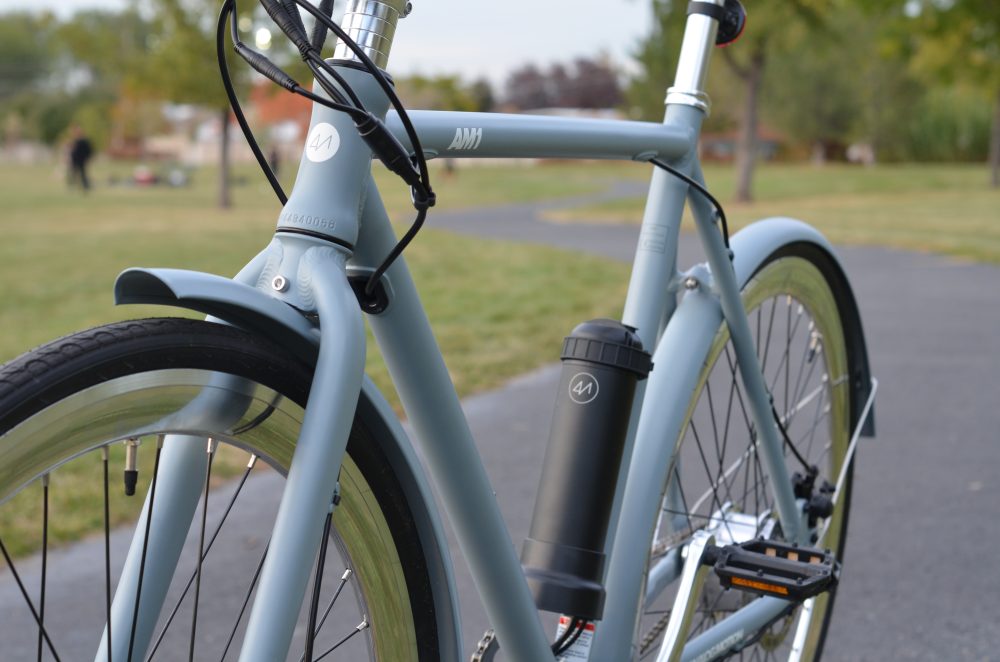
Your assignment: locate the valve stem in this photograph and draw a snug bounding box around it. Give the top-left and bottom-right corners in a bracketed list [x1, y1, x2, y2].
[123, 438, 141, 496]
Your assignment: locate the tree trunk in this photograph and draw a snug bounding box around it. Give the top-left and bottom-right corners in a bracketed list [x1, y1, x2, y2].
[734, 48, 765, 203]
[990, 84, 1000, 189]
[218, 107, 232, 209]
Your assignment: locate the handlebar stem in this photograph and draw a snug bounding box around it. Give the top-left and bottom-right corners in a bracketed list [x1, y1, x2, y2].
[332, 0, 409, 69]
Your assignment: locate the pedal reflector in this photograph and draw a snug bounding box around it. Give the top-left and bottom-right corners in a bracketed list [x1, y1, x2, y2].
[707, 539, 840, 602]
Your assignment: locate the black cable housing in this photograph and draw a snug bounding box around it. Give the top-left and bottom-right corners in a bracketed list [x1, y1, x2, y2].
[216, 0, 436, 300]
[552, 619, 588, 656]
[649, 157, 730, 248]
[550, 617, 580, 654]
[217, 0, 287, 204]
[285, 0, 431, 190]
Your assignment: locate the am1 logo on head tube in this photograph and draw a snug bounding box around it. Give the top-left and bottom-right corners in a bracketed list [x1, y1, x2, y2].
[568, 372, 599, 404]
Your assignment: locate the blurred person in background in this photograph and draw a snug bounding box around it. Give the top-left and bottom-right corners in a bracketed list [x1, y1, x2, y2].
[67, 125, 94, 191]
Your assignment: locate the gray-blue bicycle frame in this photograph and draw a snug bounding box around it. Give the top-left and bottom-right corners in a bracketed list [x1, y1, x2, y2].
[109, 5, 874, 661]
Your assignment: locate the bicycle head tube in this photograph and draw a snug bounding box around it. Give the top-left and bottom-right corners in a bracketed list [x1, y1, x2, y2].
[275, 1, 409, 249]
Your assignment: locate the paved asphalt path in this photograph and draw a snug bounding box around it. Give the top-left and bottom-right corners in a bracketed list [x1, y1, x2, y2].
[2, 183, 997, 660]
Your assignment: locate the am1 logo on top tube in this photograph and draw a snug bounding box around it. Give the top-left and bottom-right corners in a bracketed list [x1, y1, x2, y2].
[448, 127, 483, 150]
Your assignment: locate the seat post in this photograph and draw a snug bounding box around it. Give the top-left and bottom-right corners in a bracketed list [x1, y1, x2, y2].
[665, 0, 725, 115]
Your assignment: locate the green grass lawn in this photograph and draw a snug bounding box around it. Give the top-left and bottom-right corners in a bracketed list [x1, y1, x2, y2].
[0, 160, 632, 394]
[544, 163, 1000, 264]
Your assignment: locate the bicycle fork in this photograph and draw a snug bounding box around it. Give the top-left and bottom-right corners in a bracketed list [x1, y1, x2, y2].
[100, 242, 366, 662]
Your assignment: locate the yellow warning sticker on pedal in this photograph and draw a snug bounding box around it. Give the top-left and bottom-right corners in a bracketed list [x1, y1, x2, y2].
[731, 576, 789, 595]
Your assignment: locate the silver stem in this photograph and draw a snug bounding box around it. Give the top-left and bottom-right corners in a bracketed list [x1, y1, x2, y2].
[332, 0, 409, 69]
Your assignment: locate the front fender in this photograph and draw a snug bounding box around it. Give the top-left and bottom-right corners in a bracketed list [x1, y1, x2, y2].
[114, 266, 463, 662]
[729, 218, 875, 436]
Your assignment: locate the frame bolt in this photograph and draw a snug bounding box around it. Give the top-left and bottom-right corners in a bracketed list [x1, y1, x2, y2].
[271, 275, 289, 292]
[683, 276, 699, 291]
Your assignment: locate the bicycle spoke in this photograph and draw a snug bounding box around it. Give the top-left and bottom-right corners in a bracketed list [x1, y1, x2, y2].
[103, 448, 113, 662]
[788, 324, 817, 419]
[313, 619, 369, 662]
[128, 435, 165, 662]
[300, 568, 353, 660]
[688, 421, 736, 543]
[304, 507, 334, 662]
[37, 474, 49, 662]
[0, 537, 62, 661]
[188, 439, 216, 661]
[220, 540, 270, 662]
[803, 391, 831, 467]
[760, 297, 779, 374]
[664, 462, 695, 549]
[768, 297, 804, 400]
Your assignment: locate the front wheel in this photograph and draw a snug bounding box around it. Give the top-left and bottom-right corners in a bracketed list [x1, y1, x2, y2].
[0, 318, 440, 661]
[639, 246, 857, 661]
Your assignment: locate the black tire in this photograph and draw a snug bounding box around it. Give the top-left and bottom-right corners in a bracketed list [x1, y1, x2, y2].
[0, 318, 439, 661]
[637, 247, 857, 661]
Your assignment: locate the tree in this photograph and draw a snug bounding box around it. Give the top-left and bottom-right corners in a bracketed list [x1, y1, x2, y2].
[505, 64, 550, 110]
[396, 75, 489, 111]
[718, 1, 831, 201]
[141, 0, 244, 208]
[56, 9, 155, 152]
[764, 8, 888, 163]
[504, 59, 622, 111]
[624, 1, 685, 121]
[468, 78, 495, 112]
[559, 58, 623, 109]
[0, 12, 55, 103]
[906, 0, 1000, 186]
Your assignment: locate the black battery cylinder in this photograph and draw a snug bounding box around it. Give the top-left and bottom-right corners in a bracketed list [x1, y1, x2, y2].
[521, 319, 652, 620]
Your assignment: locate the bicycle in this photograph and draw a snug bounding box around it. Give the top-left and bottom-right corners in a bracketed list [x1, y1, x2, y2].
[0, 0, 877, 660]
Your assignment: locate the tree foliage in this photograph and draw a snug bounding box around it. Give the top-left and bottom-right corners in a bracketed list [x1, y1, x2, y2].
[138, 0, 234, 108]
[136, 0, 248, 207]
[904, 0, 1000, 184]
[504, 58, 623, 110]
[625, 0, 993, 193]
[396, 75, 494, 112]
[0, 12, 55, 103]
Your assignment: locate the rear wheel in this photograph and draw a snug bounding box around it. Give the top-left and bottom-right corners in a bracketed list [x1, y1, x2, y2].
[0, 318, 439, 661]
[638, 247, 856, 661]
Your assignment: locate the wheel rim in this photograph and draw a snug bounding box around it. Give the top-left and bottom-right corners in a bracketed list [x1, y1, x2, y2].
[0, 368, 418, 661]
[639, 256, 851, 661]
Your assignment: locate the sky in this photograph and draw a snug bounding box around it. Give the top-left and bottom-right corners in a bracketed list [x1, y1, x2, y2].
[7, 0, 654, 85]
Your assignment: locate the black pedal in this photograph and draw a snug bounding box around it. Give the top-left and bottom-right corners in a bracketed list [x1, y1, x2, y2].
[704, 539, 839, 602]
